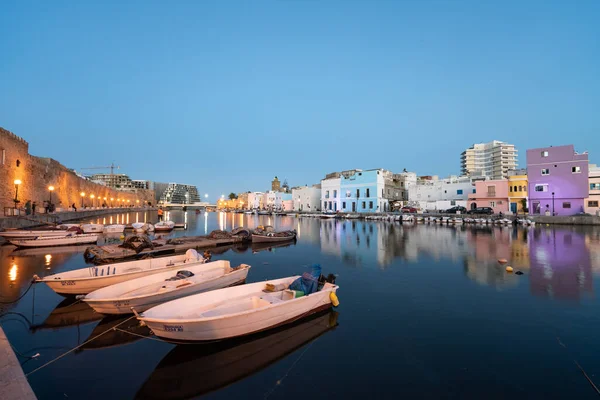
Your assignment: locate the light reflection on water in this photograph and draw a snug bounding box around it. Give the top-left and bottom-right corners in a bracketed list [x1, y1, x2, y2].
[2, 211, 600, 399]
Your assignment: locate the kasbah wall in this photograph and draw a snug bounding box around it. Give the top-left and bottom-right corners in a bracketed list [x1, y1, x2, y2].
[0, 127, 154, 210]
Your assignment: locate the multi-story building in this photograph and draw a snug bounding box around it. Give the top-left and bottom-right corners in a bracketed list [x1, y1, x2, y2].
[461, 140, 518, 180]
[321, 172, 342, 212]
[292, 185, 321, 212]
[158, 183, 201, 204]
[526, 145, 589, 216]
[585, 164, 600, 215]
[90, 173, 135, 190]
[468, 179, 510, 213]
[408, 175, 476, 211]
[131, 180, 150, 190]
[247, 192, 264, 210]
[339, 169, 389, 213]
[508, 170, 528, 214]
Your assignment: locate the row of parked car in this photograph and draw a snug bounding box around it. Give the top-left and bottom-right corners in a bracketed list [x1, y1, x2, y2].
[401, 206, 495, 215]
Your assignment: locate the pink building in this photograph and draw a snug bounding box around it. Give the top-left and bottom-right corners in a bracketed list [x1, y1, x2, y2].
[468, 180, 510, 213]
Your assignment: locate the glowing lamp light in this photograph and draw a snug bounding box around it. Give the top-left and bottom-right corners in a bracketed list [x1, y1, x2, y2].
[9, 264, 17, 282]
[14, 179, 21, 185]
[111, 198, 114, 201]
[80, 192, 85, 197]
[45, 254, 52, 266]
[48, 185, 55, 191]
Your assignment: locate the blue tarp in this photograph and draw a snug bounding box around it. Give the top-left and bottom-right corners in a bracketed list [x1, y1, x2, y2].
[289, 264, 322, 295]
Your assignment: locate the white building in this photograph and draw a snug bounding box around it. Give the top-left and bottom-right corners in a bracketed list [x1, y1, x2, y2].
[320, 173, 342, 212]
[292, 185, 322, 212]
[461, 140, 518, 180]
[247, 192, 264, 210]
[408, 175, 476, 211]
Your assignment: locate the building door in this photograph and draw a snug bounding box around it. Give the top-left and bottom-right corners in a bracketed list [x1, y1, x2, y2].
[470, 202, 477, 210]
[352, 202, 356, 212]
[532, 201, 540, 214]
[334, 202, 337, 211]
[510, 202, 517, 213]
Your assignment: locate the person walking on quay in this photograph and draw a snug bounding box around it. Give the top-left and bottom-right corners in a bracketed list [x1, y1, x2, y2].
[25, 200, 32, 215]
[158, 207, 164, 221]
[72, 203, 77, 212]
[32, 201, 36, 215]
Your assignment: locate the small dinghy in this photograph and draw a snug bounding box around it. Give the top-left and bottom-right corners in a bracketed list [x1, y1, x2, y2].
[103, 224, 126, 234]
[82, 224, 104, 234]
[137, 265, 338, 342]
[36, 249, 209, 295]
[9, 233, 99, 248]
[132, 222, 155, 233]
[154, 221, 175, 232]
[83, 261, 250, 314]
[251, 227, 296, 243]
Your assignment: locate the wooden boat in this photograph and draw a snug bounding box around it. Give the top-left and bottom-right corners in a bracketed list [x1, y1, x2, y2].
[132, 222, 154, 233]
[82, 223, 104, 233]
[154, 221, 175, 232]
[103, 224, 126, 233]
[35, 250, 208, 295]
[251, 231, 296, 243]
[0, 229, 70, 239]
[137, 276, 339, 341]
[9, 233, 99, 248]
[136, 310, 338, 399]
[257, 210, 270, 215]
[83, 261, 250, 314]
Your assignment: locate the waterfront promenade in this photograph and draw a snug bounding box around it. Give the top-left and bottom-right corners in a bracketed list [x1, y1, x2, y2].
[0, 326, 36, 400]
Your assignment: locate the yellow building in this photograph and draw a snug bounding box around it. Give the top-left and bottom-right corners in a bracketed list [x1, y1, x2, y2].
[508, 174, 528, 214]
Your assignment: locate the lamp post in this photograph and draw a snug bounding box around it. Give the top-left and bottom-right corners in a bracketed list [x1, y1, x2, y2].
[90, 194, 96, 208]
[48, 185, 55, 206]
[13, 179, 21, 209]
[110, 197, 114, 207]
[80, 192, 85, 208]
[552, 192, 555, 216]
[103, 197, 107, 208]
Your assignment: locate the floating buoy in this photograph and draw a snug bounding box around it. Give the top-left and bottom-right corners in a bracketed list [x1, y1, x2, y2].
[330, 292, 340, 307]
[120, 234, 125, 240]
[506, 266, 513, 273]
[498, 258, 508, 264]
[515, 271, 524, 275]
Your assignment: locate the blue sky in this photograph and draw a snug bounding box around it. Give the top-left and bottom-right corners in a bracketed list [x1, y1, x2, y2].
[1, 0, 598, 199]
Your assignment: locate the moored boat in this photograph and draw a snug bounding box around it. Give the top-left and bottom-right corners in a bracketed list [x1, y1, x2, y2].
[9, 233, 99, 248]
[83, 261, 250, 314]
[132, 222, 155, 233]
[82, 224, 104, 233]
[137, 272, 338, 342]
[251, 230, 296, 243]
[154, 221, 175, 232]
[35, 249, 208, 295]
[103, 224, 126, 233]
[0, 229, 70, 239]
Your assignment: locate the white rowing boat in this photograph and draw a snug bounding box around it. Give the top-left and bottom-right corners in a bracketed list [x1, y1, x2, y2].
[35, 249, 208, 295]
[154, 221, 175, 232]
[0, 229, 70, 239]
[83, 261, 250, 314]
[82, 224, 104, 233]
[132, 222, 155, 233]
[137, 276, 339, 341]
[9, 233, 99, 248]
[103, 224, 126, 233]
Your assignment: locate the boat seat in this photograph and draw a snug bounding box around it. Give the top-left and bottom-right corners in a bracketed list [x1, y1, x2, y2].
[260, 295, 284, 304]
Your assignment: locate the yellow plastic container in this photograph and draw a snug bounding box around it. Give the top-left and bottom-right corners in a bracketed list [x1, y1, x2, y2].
[330, 292, 340, 307]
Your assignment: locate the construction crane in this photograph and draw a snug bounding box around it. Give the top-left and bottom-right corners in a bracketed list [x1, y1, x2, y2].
[80, 162, 120, 176]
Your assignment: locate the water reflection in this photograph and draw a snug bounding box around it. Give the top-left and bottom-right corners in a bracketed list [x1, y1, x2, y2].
[136, 310, 338, 400]
[30, 298, 102, 332]
[78, 316, 150, 351]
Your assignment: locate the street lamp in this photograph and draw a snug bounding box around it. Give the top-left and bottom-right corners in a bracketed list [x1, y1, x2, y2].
[90, 194, 95, 207]
[13, 179, 21, 208]
[48, 185, 55, 206]
[110, 197, 114, 207]
[80, 192, 85, 208]
[552, 192, 555, 216]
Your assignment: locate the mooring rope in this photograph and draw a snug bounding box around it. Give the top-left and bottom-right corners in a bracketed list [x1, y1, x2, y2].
[0, 281, 35, 305]
[25, 315, 136, 377]
[557, 336, 600, 396]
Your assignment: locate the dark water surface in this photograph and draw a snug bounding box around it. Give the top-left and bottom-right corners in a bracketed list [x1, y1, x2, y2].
[2, 211, 600, 399]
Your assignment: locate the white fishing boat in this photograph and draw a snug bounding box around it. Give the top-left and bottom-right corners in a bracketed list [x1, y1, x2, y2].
[0, 229, 70, 239]
[132, 222, 155, 233]
[10, 233, 99, 248]
[35, 249, 208, 295]
[82, 224, 104, 233]
[83, 261, 250, 314]
[137, 276, 339, 342]
[154, 221, 175, 232]
[103, 224, 126, 233]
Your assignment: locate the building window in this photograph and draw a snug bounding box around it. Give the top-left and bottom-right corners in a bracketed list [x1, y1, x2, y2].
[342, 202, 346, 208]
[563, 202, 571, 209]
[369, 201, 373, 209]
[591, 183, 600, 190]
[487, 186, 496, 196]
[541, 151, 549, 157]
[490, 201, 496, 207]
[366, 188, 370, 197]
[325, 190, 329, 199]
[541, 169, 550, 175]
[572, 166, 581, 173]
[535, 184, 548, 192]
[329, 201, 332, 210]
[457, 189, 463, 195]
[362, 201, 366, 209]
[356, 189, 360, 198]
[518, 186, 522, 192]
[472, 189, 476, 193]
[589, 201, 599, 207]
[346, 190, 351, 198]
[509, 186, 512, 193]
[523, 186, 527, 192]
[333, 190, 337, 198]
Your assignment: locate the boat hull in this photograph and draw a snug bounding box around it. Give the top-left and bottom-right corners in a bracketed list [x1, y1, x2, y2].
[85, 267, 250, 315]
[9, 234, 99, 248]
[82, 224, 104, 234]
[251, 234, 296, 243]
[140, 281, 337, 342]
[0, 230, 69, 239]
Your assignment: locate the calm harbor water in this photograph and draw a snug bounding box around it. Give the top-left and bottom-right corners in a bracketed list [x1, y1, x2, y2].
[2, 211, 600, 399]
